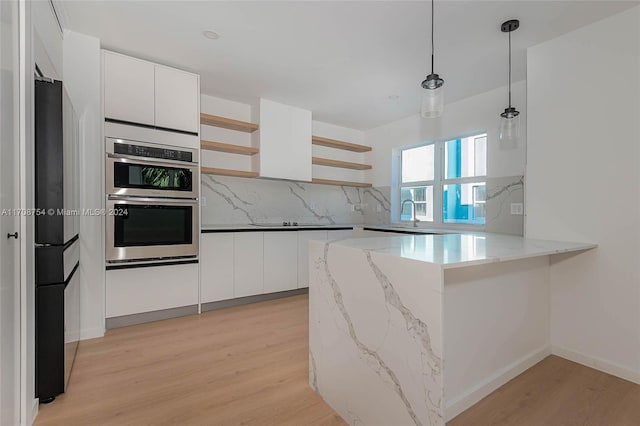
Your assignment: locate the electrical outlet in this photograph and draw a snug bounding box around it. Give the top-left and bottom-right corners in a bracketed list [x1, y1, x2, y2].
[201, 196, 207, 207]
[377, 204, 382, 213]
[350, 205, 355, 212]
[510, 203, 523, 215]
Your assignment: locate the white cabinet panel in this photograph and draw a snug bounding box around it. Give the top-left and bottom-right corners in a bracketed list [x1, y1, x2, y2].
[234, 232, 264, 298]
[297, 230, 328, 288]
[264, 232, 298, 293]
[106, 263, 198, 317]
[258, 99, 312, 181]
[103, 51, 155, 126]
[201, 233, 234, 303]
[298, 231, 327, 288]
[327, 229, 354, 240]
[154, 65, 199, 133]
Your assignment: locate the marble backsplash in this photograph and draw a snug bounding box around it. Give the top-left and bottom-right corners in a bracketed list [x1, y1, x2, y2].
[200, 174, 524, 235]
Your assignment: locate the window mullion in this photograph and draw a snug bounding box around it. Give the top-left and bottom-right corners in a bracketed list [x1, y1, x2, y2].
[434, 141, 444, 225]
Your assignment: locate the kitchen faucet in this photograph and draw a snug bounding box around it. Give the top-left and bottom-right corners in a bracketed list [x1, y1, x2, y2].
[401, 199, 420, 228]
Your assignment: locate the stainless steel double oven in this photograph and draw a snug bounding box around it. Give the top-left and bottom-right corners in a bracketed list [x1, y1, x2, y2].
[105, 137, 199, 263]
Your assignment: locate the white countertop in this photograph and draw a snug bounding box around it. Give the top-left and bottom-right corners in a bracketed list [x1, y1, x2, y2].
[330, 232, 596, 269]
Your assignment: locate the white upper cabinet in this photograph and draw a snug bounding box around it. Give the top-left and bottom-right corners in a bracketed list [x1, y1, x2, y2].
[256, 98, 312, 181]
[154, 65, 199, 133]
[103, 51, 155, 126]
[103, 50, 199, 133]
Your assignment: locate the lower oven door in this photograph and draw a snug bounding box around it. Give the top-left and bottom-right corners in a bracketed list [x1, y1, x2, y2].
[106, 196, 199, 263]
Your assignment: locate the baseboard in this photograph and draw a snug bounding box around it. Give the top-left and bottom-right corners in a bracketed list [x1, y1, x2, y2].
[201, 288, 308, 313]
[552, 345, 640, 385]
[445, 345, 551, 422]
[28, 398, 38, 425]
[106, 305, 198, 329]
[80, 327, 105, 341]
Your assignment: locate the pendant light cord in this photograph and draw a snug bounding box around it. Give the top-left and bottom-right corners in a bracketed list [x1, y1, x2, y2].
[431, 0, 435, 74]
[508, 29, 512, 108]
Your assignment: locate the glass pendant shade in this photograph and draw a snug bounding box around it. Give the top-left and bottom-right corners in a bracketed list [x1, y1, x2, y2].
[499, 109, 520, 148]
[421, 0, 444, 119]
[421, 75, 444, 118]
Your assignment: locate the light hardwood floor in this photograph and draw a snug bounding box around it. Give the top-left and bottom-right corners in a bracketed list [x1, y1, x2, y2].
[36, 294, 640, 426]
[36, 294, 345, 426]
[449, 354, 640, 426]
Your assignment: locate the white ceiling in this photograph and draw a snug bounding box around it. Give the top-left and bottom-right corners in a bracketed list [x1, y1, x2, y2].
[59, 1, 637, 130]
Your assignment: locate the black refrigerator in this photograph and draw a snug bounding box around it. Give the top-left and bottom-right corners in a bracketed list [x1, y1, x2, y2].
[34, 78, 81, 403]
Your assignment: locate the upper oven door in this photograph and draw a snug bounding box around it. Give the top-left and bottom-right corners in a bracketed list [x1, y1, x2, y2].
[106, 138, 198, 199]
[106, 156, 197, 198]
[106, 196, 199, 263]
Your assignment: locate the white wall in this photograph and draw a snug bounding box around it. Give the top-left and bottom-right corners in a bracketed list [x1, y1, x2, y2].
[526, 6, 640, 383]
[63, 30, 105, 340]
[200, 94, 255, 173]
[21, 0, 42, 423]
[312, 120, 369, 184]
[32, 0, 62, 80]
[365, 81, 526, 187]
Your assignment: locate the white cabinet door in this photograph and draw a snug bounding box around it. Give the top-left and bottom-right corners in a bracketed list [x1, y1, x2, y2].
[297, 230, 328, 288]
[201, 233, 234, 303]
[106, 263, 199, 318]
[264, 232, 298, 293]
[154, 65, 199, 133]
[103, 51, 155, 126]
[234, 232, 264, 298]
[258, 98, 312, 181]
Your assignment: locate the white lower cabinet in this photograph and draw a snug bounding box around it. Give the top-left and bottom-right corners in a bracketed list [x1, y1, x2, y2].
[106, 263, 199, 318]
[264, 232, 298, 293]
[199, 228, 354, 304]
[234, 232, 264, 298]
[297, 230, 328, 288]
[200, 233, 234, 303]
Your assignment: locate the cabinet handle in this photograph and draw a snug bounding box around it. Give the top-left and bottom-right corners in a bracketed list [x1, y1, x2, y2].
[7, 232, 18, 239]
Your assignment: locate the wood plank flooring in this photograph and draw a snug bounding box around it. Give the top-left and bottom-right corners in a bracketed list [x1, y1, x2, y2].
[449, 355, 640, 426]
[36, 294, 640, 426]
[35, 295, 345, 426]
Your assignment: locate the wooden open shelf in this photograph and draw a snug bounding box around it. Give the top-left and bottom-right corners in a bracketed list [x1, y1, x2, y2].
[312, 135, 372, 153]
[200, 113, 259, 133]
[311, 178, 372, 188]
[201, 140, 259, 156]
[312, 156, 371, 170]
[201, 167, 259, 178]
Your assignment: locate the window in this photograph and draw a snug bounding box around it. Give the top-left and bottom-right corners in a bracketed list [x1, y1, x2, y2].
[398, 132, 487, 226]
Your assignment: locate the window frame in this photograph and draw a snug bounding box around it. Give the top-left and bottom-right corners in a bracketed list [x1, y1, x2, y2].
[397, 132, 488, 228]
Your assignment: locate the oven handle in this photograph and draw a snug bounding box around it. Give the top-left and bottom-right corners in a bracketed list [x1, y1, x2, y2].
[107, 195, 199, 205]
[107, 153, 199, 168]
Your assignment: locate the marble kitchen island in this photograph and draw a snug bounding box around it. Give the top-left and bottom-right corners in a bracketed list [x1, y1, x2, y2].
[309, 233, 595, 426]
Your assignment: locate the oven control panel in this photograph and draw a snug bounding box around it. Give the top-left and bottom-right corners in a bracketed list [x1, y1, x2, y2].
[114, 142, 193, 163]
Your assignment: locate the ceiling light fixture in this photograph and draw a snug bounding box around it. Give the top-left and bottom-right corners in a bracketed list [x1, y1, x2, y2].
[421, 0, 444, 118]
[202, 30, 220, 40]
[499, 19, 520, 147]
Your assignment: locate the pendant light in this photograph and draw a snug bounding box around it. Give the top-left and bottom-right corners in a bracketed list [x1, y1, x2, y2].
[421, 0, 444, 118]
[499, 19, 520, 146]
